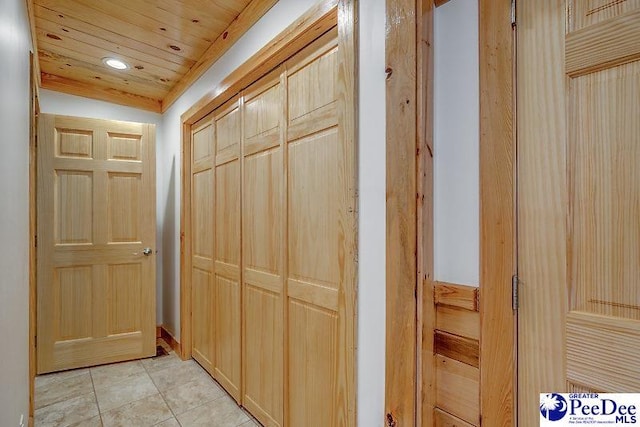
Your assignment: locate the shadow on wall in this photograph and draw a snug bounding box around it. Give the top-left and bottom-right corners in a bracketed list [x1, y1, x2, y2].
[163, 156, 177, 336]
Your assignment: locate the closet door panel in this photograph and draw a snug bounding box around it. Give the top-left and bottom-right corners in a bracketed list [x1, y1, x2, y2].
[242, 72, 285, 426]
[214, 101, 242, 402]
[285, 31, 341, 426]
[190, 119, 214, 374]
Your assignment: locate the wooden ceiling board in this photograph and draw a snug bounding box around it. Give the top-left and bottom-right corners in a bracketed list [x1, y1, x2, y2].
[35, 4, 193, 68]
[36, 17, 190, 75]
[37, 32, 179, 89]
[36, 0, 205, 61]
[38, 48, 172, 97]
[121, 0, 251, 37]
[66, 0, 214, 50]
[34, 0, 277, 112]
[39, 57, 167, 100]
[41, 72, 162, 112]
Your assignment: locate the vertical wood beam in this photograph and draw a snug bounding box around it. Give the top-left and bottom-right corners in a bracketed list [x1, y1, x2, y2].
[385, 0, 418, 424]
[337, 0, 359, 425]
[479, 0, 516, 425]
[417, 0, 435, 425]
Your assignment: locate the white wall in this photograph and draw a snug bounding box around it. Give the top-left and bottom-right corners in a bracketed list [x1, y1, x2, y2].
[358, 0, 386, 425]
[0, 0, 32, 424]
[433, 0, 480, 286]
[39, 90, 165, 323]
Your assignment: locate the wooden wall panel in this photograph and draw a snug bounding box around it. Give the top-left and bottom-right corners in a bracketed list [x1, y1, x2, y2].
[434, 283, 481, 426]
[436, 355, 480, 426]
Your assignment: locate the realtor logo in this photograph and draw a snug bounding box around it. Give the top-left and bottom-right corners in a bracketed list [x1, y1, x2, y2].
[540, 393, 640, 425]
[540, 393, 568, 421]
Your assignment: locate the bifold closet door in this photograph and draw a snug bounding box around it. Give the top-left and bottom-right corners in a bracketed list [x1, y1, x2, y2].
[213, 98, 242, 402]
[190, 116, 215, 375]
[241, 69, 285, 426]
[285, 30, 343, 425]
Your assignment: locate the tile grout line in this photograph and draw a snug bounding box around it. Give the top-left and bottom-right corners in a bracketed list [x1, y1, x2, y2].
[88, 368, 105, 426]
[142, 355, 182, 427]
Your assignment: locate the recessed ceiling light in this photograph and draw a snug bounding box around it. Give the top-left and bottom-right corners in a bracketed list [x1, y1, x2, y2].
[102, 57, 129, 70]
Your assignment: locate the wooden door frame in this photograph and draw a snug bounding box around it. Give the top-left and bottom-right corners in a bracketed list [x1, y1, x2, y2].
[385, 0, 515, 425]
[179, 0, 358, 423]
[29, 51, 40, 427]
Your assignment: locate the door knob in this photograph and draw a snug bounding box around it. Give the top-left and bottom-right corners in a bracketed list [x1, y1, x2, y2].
[143, 247, 153, 256]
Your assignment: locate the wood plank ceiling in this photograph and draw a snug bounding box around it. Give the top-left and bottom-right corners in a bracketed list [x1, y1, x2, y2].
[31, 0, 277, 112]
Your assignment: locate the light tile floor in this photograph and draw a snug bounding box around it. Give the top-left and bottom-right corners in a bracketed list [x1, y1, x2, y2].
[34, 342, 259, 427]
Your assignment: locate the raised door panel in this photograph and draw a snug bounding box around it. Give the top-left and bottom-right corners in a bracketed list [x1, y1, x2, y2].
[215, 161, 240, 266]
[285, 32, 342, 426]
[55, 266, 93, 340]
[192, 268, 214, 370]
[566, 61, 640, 391]
[55, 170, 93, 245]
[192, 169, 214, 259]
[38, 115, 156, 374]
[107, 172, 141, 243]
[288, 300, 337, 427]
[242, 71, 284, 426]
[214, 275, 241, 400]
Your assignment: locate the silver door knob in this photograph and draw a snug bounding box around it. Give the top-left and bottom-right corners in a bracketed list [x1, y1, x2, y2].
[143, 247, 153, 256]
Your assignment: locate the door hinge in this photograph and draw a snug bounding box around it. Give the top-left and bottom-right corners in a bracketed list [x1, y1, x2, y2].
[34, 235, 37, 248]
[512, 274, 520, 310]
[511, 0, 517, 27]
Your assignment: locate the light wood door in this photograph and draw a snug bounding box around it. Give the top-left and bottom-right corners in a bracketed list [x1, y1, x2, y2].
[518, 1, 640, 424]
[213, 98, 242, 402]
[37, 114, 156, 374]
[241, 69, 285, 426]
[284, 30, 346, 426]
[190, 115, 215, 374]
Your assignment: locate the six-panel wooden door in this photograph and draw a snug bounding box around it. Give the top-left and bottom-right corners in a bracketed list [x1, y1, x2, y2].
[37, 114, 156, 373]
[518, 1, 640, 424]
[189, 28, 352, 426]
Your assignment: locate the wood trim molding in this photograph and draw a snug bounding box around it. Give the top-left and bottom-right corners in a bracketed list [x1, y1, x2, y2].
[161, 0, 278, 112]
[336, 0, 358, 424]
[479, 0, 515, 425]
[25, 0, 41, 88]
[40, 73, 162, 113]
[181, 0, 338, 125]
[159, 326, 181, 355]
[385, 0, 418, 425]
[28, 52, 38, 427]
[179, 121, 192, 361]
[417, 0, 435, 426]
